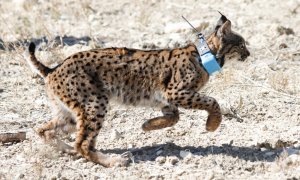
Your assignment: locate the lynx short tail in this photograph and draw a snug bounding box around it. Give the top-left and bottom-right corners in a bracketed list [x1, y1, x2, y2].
[27, 42, 53, 78]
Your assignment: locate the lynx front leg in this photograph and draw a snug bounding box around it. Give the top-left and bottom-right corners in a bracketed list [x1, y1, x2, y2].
[169, 91, 222, 132]
[142, 106, 179, 131]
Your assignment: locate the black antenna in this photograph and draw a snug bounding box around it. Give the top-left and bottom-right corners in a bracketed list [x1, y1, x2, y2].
[181, 16, 202, 35]
[217, 11, 224, 16]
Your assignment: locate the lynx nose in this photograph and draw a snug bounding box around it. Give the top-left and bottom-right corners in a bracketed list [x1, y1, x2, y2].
[246, 49, 250, 57]
[241, 49, 250, 61]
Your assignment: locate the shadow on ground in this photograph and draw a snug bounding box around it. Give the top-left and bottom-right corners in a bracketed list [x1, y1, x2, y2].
[102, 142, 280, 163]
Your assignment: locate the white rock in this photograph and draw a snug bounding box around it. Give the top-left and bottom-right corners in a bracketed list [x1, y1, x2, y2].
[127, 144, 133, 148]
[293, 144, 300, 149]
[179, 150, 193, 159]
[218, 100, 232, 115]
[265, 151, 276, 156]
[260, 148, 268, 152]
[156, 150, 163, 155]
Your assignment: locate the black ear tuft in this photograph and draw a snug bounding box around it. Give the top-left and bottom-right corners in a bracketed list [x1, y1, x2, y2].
[28, 42, 36, 54]
[215, 11, 228, 31]
[218, 11, 227, 22]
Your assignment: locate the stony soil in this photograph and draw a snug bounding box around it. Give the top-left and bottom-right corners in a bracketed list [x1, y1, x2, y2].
[0, 0, 300, 179]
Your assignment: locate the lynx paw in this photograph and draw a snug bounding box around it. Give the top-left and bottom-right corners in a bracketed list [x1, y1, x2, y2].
[206, 115, 222, 132]
[108, 151, 132, 167]
[142, 116, 178, 131]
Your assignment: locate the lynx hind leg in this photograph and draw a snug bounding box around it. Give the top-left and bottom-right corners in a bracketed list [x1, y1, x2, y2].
[52, 73, 130, 167]
[36, 117, 60, 141]
[72, 92, 130, 167]
[36, 100, 77, 153]
[142, 105, 179, 131]
[36, 99, 76, 140]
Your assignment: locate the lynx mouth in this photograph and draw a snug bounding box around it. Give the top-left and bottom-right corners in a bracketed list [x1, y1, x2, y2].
[239, 54, 249, 61]
[240, 50, 250, 61]
[226, 52, 248, 62]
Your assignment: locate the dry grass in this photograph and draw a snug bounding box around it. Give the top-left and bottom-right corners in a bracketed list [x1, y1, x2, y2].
[269, 71, 289, 93]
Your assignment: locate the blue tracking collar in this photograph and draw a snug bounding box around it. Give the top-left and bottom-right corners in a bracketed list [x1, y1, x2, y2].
[196, 34, 221, 75]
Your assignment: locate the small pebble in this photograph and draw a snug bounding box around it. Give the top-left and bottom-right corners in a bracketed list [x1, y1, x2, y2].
[16, 173, 25, 179]
[261, 125, 268, 131]
[166, 156, 179, 165]
[218, 100, 231, 115]
[279, 43, 288, 49]
[155, 156, 166, 164]
[127, 144, 133, 148]
[265, 151, 276, 156]
[179, 150, 193, 159]
[293, 144, 300, 149]
[260, 148, 268, 152]
[156, 150, 163, 156]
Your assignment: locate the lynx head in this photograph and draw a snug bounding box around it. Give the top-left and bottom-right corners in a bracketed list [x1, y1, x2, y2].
[207, 12, 250, 66]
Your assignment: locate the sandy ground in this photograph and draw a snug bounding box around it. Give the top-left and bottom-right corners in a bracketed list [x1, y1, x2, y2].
[0, 0, 300, 179]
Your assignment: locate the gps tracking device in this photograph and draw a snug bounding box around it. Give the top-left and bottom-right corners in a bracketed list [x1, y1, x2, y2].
[182, 16, 221, 75]
[196, 33, 221, 75]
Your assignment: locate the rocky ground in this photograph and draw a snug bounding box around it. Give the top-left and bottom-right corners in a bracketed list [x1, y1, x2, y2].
[0, 0, 300, 179]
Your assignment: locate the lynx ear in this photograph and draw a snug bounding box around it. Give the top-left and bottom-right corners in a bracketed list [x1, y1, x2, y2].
[215, 11, 228, 31]
[219, 20, 232, 36]
[214, 12, 232, 36]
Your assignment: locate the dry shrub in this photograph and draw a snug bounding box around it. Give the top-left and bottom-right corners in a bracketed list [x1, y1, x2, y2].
[269, 71, 289, 92]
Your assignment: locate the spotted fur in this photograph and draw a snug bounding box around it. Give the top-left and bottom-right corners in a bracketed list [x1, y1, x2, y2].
[26, 14, 250, 167]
